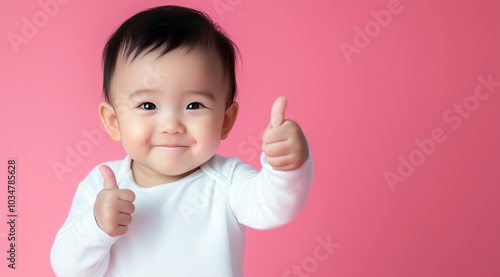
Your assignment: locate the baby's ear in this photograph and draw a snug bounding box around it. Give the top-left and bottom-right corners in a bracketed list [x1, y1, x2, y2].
[221, 101, 239, 140]
[98, 101, 121, 141]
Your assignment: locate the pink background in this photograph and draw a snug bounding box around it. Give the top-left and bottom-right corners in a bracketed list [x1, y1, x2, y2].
[1, 0, 499, 276]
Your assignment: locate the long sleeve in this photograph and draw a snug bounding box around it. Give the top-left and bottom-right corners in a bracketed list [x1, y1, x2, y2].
[228, 152, 313, 230]
[50, 167, 119, 277]
[51, 153, 313, 276]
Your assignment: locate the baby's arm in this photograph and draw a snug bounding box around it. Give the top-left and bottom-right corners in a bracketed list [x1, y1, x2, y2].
[229, 152, 313, 229]
[229, 97, 313, 229]
[50, 164, 133, 277]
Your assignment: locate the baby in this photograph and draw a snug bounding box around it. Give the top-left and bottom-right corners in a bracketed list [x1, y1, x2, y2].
[50, 5, 313, 277]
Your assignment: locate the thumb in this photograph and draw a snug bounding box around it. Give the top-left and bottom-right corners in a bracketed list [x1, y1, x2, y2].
[270, 96, 287, 128]
[99, 165, 119, 190]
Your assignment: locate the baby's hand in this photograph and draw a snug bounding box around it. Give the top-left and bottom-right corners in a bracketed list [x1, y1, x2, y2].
[94, 165, 136, 237]
[262, 96, 309, 171]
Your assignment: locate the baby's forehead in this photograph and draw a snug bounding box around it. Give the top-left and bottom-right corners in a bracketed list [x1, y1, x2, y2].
[109, 47, 230, 102]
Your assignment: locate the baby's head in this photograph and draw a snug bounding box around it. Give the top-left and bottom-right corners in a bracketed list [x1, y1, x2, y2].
[98, 5, 240, 186]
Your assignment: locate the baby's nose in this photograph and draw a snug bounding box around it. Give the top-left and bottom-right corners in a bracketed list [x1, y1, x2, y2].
[158, 114, 185, 134]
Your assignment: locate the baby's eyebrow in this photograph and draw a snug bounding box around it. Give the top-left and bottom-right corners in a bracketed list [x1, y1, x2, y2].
[128, 89, 157, 100]
[185, 90, 216, 101]
[127, 88, 216, 101]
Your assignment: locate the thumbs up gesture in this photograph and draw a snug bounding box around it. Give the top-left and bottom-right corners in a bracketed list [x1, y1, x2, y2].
[262, 96, 309, 171]
[94, 165, 136, 237]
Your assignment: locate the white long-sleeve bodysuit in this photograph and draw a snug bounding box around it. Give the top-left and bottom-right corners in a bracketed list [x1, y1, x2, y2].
[50, 152, 313, 277]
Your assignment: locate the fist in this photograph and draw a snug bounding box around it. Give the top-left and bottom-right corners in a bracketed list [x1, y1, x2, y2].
[262, 96, 309, 171]
[94, 165, 136, 237]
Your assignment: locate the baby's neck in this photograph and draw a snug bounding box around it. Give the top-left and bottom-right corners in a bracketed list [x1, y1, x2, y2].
[130, 160, 199, 187]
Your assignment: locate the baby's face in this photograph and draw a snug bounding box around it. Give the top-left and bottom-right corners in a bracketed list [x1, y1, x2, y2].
[103, 47, 237, 186]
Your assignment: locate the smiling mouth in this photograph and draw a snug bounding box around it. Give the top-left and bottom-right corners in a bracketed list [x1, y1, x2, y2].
[158, 145, 187, 148]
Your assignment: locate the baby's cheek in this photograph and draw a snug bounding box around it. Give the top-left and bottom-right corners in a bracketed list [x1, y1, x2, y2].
[131, 123, 149, 138]
[123, 121, 151, 146]
[193, 120, 221, 149]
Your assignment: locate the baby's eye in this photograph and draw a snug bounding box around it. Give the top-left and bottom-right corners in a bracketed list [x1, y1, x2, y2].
[139, 102, 157, 110]
[186, 102, 205, 110]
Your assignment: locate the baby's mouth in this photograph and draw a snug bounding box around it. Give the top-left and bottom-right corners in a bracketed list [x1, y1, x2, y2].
[157, 144, 188, 148]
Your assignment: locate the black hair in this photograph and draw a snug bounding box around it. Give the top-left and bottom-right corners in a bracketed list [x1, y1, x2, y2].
[102, 5, 239, 108]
